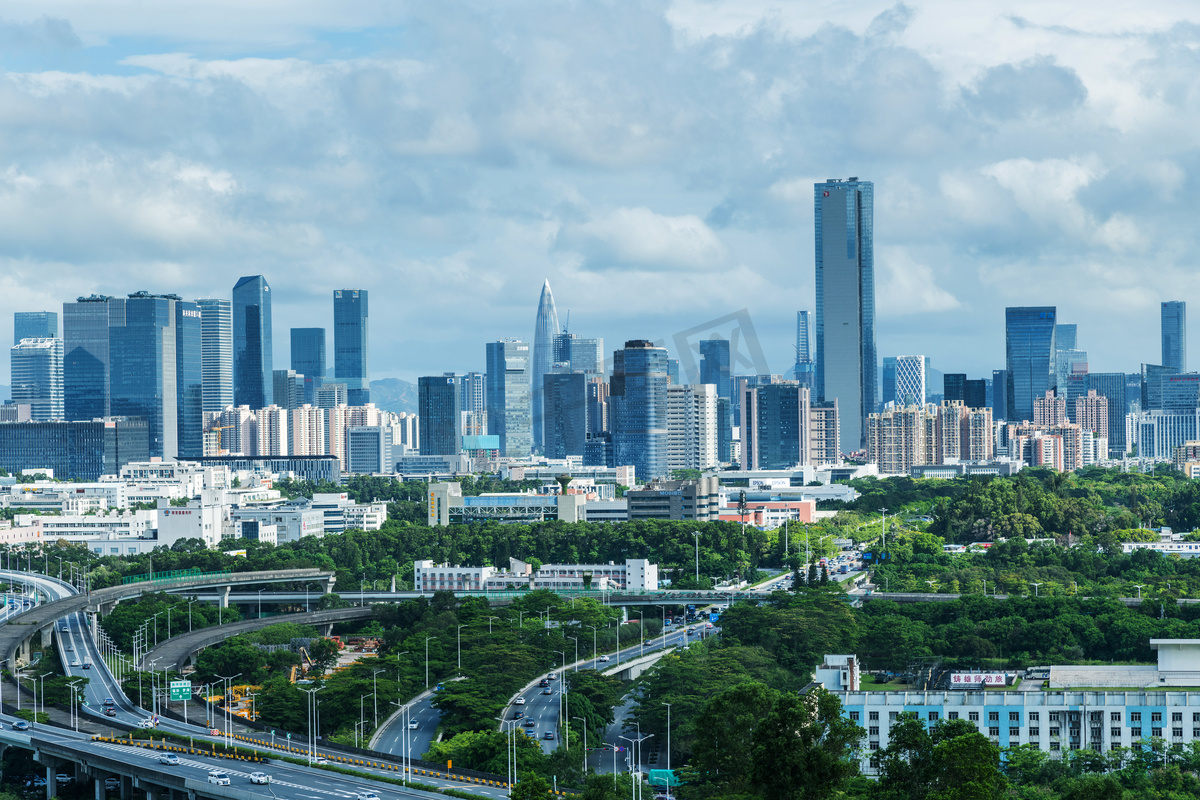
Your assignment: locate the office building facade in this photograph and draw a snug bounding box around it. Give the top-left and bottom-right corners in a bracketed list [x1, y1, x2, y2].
[175, 301, 204, 458]
[610, 340, 669, 481]
[0, 417, 149, 480]
[63, 295, 117, 421]
[419, 374, 462, 456]
[699, 337, 732, 400]
[543, 370, 588, 459]
[485, 339, 532, 457]
[666, 382, 718, 471]
[232, 275, 273, 409]
[11, 337, 64, 421]
[1163, 301, 1187, 374]
[196, 298, 233, 414]
[14, 312, 57, 345]
[531, 280, 561, 452]
[895, 355, 925, 406]
[290, 327, 326, 404]
[333, 289, 369, 405]
[815, 177, 876, 454]
[795, 310, 815, 389]
[109, 294, 185, 458]
[552, 333, 604, 376]
[1006, 307, 1057, 422]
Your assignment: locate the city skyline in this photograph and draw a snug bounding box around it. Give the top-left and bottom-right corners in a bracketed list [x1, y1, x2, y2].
[0, 4, 1197, 387]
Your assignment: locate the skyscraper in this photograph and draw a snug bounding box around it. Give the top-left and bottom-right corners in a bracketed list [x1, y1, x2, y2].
[895, 355, 925, 406]
[943, 374, 966, 404]
[531, 280, 560, 451]
[1087, 372, 1128, 457]
[881, 357, 897, 407]
[14, 312, 57, 345]
[991, 369, 1008, 421]
[666, 383, 718, 471]
[333, 289, 369, 405]
[486, 339, 532, 457]
[418, 374, 462, 456]
[610, 340, 669, 481]
[175, 301, 204, 458]
[815, 177, 876, 454]
[11, 338, 63, 421]
[1005, 306, 1057, 422]
[543, 369, 588, 459]
[196, 298, 233, 415]
[1055, 324, 1077, 351]
[699, 337, 731, 400]
[232, 276, 272, 409]
[1163, 301, 1187, 374]
[794, 311, 814, 389]
[553, 332, 604, 375]
[291, 327, 326, 405]
[964, 379, 988, 410]
[63, 295, 116, 421]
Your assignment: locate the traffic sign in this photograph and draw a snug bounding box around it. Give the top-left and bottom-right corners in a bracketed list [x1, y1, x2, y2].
[169, 680, 192, 701]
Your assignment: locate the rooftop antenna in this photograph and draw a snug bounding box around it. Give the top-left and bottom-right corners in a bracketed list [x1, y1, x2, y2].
[563, 310, 570, 335]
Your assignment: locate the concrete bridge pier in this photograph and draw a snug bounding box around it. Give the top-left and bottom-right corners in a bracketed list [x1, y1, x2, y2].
[320, 623, 334, 636]
[39, 625, 54, 648]
[120, 774, 131, 799]
[218, 586, 231, 608]
[321, 576, 336, 594]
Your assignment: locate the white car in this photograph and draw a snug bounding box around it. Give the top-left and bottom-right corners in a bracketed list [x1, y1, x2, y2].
[207, 772, 230, 786]
[598, 655, 610, 662]
[158, 754, 179, 766]
[408, 720, 419, 730]
[355, 792, 381, 800]
[70, 660, 81, 667]
[249, 773, 271, 785]
[137, 719, 155, 729]
[514, 697, 526, 705]
[310, 757, 328, 766]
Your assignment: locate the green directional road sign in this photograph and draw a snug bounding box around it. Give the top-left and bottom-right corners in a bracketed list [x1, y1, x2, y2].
[169, 680, 192, 701]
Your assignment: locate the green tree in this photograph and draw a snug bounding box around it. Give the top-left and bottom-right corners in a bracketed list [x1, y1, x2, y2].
[749, 688, 863, 800]
[511, 773, 553, 800]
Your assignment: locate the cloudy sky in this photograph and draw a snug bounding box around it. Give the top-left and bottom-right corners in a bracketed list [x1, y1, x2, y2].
[1, 0, 1198, 385]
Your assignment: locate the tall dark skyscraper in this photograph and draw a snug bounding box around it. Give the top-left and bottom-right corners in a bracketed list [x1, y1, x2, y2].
[991, 369, 1008, 420]
[543, 369, 588, 459]
[486, 339, 532, 457]
[610, 340, 669, 481]
[418, 374, 462, 456]
[815, 177, 876, 454]
[196, 298, 232, 414]
[291, 327, 326, 405]
[1163, 301, 1187, 374]
[943, 373, 966, 404]
[110, 292, 201, 458]
[232, 276, 273, 409]
[881, 357, 897, 407]
[699, 337, 731, 400]
[333, 289, 369, 405]
[964, 379, 988, 410]
[552, 332, 604, 375]
[14, 311, 58, 345]
[531, 280, 560, 451]
[1005, 306, 1057, 422]
[63, 295, 116, 420]
[1087, 372, 1128, 457]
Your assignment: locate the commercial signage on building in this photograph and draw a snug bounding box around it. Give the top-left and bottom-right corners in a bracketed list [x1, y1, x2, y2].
[950, 672, 1007, 686]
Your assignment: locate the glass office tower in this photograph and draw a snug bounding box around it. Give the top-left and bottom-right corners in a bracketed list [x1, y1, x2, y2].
[14, 312, 58, 345]
[1005, 306, 1057, 423]
[1163, 301, 1187, 374]
[418, 374, 462, 456]
[196, 298, 233, 414]
[699, 337, 731, 400]
[291, 327, 326, 405]
[815, 178, 876, 453]
[333, 289, 369, 405]
[175, 301, 204, 458]
[232, 275, 272, 409]
[486, 339, 532, 457]
[110, 293, 180, 458]
[63, 295, 117, 420]
[610, 339, 669, 481]
[11, 338, 64, 421]
[794, 310, 815, 390]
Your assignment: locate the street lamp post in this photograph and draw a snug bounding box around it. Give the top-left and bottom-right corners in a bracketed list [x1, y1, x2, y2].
[425, 636, 437, 689]
[215, 673, 241, 748]
[457, 625, 468, 671]
[662, 702, 672, 799]
[569, 637, 579, 671]
[553, 650, 567, 747]
[300, 686, 324, 765]
[487, 616, 499, 634]
[372, 669, 385, 728]
[1134, 584, 1145, 600]
[573, 715, 587, 775]
[1029, 582, 1042, 597]
[881, 508, 888, 550]
[589, 625, 599, 668]
[257, 589, 265, 619]
[691, 532, 700, 585]
[657, 606, 667, 650]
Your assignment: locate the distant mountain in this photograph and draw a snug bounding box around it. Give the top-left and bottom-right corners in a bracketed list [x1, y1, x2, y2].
[370, 378, 418, 415]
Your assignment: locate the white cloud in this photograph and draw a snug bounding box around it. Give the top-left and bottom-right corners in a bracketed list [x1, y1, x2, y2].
[876, 247, 962, 316]
[559, 207, 730, 272]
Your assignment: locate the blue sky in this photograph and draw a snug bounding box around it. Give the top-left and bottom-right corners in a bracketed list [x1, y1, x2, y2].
[2, 1, 1199, 385]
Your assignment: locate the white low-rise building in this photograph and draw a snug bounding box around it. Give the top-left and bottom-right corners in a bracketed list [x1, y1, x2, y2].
[412, 556, 658, 593]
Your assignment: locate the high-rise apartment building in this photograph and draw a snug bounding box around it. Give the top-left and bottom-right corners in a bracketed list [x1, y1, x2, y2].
[14, 312, 57, 345]
[63, 295, 117, 421]
[1005, 306, 1057, 422]
[587, 379, 609, 437]
[486, 340, 532, 458]
[1033, 390, 1067, 426]
[867, 402, 993, 474]
[291, 327, 326, 404]
[11, 338, 63, 421]
[232, 276, 273, 409]
[418, 374, 462, 456]
[815, 177, 876, 454]
[699, 337, 731, 400]
[794, 311, 815, 389]
[531, 280, 561, 452]
[315, 382, 347, 409]
[666, 383, 718, 471]
[333, 289, 369, 405]
[543, 369, 588, 459]
[459, 372, 486, 413]
[741, 382, 839, 470]
[196, 299, 233, 415]
[1075, 390, 1109, 438]
[290, 405, 326, 456]
[1163, 301, 1187, 374]
[610, 340, 669, 481]
[256, 406, 288, 456]
[895, 355, 925, 406]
